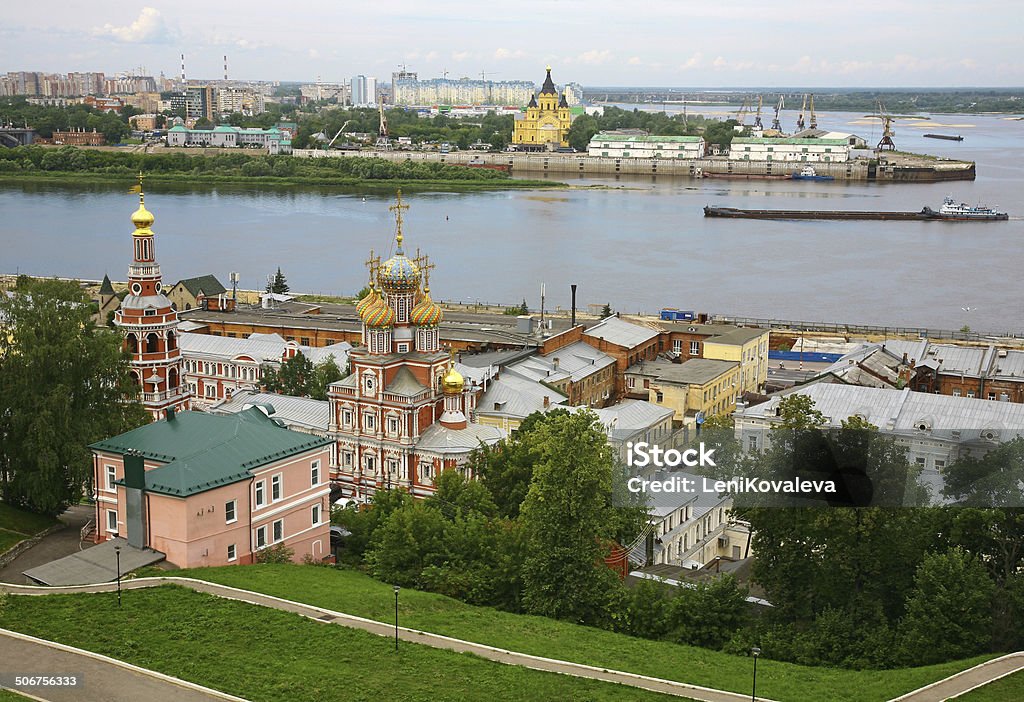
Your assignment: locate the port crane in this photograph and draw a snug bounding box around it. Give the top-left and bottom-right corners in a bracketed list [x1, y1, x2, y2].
[375, 97, 392, 150]
[771, 95, 784, 131]
[808, 94, 817, 130]
[735, 97, 750, 125]
[326, 119, 354, 150]
[753, 95, 763, 130]
[875, 100, 896, 151]
[796, 94, 807, 131]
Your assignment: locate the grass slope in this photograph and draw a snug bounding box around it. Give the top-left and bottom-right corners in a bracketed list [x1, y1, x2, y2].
[0, 502, 59, 555]
[954, 670, 1024, 701]
[0, 585, 678, 702]
[164, 564, 993, 702]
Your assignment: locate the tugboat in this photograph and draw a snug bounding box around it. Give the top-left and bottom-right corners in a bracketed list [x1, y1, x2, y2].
[790, 165, 834, 181]
[925, 196, 1008, 221]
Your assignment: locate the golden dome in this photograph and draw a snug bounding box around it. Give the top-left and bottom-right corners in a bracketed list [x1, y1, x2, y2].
[442, 364, 464, 395]
[131, 195, 155, 230]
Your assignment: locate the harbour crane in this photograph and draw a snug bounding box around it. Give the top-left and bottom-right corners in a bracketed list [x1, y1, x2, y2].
[753, 95, 764, 131]
[796, 94, 807, 132]
[735, 97, 750, 125]
[326, 119, 354, 150]
[771, 95, 784, 131]
[375, 97, 392, 150]
[809, 93, 817, 130]
[875, 99, 896, 151]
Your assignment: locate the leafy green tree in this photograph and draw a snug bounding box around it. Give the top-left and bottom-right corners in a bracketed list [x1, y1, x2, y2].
[943, 437, 1024, 508]
[567, 113, 599, 152]
[519, 410, 623, 625]
[267, 267, 290, 294]
[666, 575, 749, 649]
[897, 547, 995, 665]
[366, 502, 447, 587]
[0, 279, 149, 514]
[261, 352, 313, 396]
[428, 469, 498, 519]
[308, 357, 344, 400]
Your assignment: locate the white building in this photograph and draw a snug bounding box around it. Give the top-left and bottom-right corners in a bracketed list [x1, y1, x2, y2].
[166, 125, 291, 153]
[588, 132, 705, 159]
[351, 75, 376, 106]
[728, 133, 863, 163]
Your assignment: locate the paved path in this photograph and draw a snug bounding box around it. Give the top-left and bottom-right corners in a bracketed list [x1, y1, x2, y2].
[0, 629, 247, 702]
[0, 576, 765, 702]
[0, 506, 94, 585]
[888, 652, 1024, 701]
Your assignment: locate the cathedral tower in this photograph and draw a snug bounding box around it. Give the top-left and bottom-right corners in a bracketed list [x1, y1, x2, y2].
[114, 174, 189, 419]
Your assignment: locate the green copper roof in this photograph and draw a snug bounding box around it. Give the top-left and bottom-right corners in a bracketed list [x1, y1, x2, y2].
[591, 133, 703, 143]
[91, 408, 331, 497]
[732, 137, 849, 145]
[175, 274, 226, 298]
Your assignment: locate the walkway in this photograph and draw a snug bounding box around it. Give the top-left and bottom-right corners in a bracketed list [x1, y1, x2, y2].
[0, 505, 94, 585]
[889, 652, 1024, 701]
[1, 576, 764, 702]
[0, 629, 247, 702]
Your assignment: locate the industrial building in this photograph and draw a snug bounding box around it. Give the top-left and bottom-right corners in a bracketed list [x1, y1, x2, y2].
[588, 132, 706, 159]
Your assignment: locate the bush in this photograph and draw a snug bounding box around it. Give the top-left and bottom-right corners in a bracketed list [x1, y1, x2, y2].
[255, 543, 295, 564]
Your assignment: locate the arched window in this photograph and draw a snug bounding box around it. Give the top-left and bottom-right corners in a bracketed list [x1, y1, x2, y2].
[166, 330, 176, 350]
[185, 303, 192, 311]
[146, 333, 159, 353]
[125, 333, 138, 354]
[132, 370, 142, 388]
[168, 368, 179, 390]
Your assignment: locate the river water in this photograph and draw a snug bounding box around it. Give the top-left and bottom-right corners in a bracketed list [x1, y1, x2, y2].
[1, 108, 1022, 333]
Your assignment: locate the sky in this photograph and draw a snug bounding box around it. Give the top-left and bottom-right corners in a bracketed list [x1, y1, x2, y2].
[3, 1, 1023, 88]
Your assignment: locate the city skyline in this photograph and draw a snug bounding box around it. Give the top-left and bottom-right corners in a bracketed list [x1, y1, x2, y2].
[3, 1, 1023, 88]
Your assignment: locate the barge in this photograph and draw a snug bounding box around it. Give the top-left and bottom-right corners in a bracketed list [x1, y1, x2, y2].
[704, 198, 1007, 221]
[923, 133, 964, 141]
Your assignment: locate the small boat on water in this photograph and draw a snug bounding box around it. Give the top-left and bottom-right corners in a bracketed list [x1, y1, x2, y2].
[791, 166, 835, 181]
[923, 133, 964, 141]
[924, 196, 1008, 220]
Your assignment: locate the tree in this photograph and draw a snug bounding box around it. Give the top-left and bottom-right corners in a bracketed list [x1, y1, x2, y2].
[666, 575, 749, 649]
[0, 279, 149, 514]
[566, 113, 599, 152]
[519, 410, 623, 625]
[193, 117, 213, 129]
[600, 303, 613, 318]
[897, 547, 995, 665]
[261, 352, 313, 396]
[267, 267, 290, 294]
[308, 357, 344, 400]
[366, 502, 447, 587]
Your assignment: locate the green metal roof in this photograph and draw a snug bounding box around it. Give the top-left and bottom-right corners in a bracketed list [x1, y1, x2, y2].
[732, 137, 849, 145]
[591, 133, 703, 143]
[91, 408, 331, 497]
[175, 274, 226, 298]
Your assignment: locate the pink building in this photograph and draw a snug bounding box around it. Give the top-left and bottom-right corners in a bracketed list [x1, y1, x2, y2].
[90, 407, 332, 568]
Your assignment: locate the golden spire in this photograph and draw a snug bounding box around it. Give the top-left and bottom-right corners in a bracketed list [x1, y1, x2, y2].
[388, 190, 409, 253]
[129, 170, 154, 230]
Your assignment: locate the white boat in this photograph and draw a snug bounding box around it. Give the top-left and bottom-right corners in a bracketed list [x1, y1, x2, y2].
[932, 196, 1008, 221]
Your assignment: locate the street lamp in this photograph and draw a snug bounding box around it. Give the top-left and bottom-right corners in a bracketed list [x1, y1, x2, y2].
[751, 646, 761, 702]
[393, 585, 401, 652]
[114, 544, 122, 608]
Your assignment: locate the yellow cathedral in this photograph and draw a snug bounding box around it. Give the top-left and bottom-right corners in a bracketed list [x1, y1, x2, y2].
[512, 67, 574, 150]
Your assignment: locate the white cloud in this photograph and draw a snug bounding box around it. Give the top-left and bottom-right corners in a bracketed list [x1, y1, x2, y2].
[576, 49, 613, 65]
[451, 50, 471, 62]
[627, 56, 643, 66]
[495, 47, 525, 60]
[93, 7, 171, 44]
[425, 50, 439, 61]
[679, 53, 703, 70]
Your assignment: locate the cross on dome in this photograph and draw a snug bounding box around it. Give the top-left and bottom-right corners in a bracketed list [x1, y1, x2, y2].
[388, 189, 409, 253]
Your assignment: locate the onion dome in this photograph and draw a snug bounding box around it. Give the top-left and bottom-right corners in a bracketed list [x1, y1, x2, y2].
[442, 364, 465, 395]
[131, 194, 155, 230]
[362, 297, 395, 328]
[379, 251, 419, 294]
[355, 284, 380, 319]
[410, 287, 443, 326]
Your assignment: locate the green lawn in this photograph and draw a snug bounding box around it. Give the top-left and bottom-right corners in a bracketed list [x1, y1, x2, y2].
[0, 585, 680, 702]
[162, 564, 992, 702]
[0, 529, 26, 553]
[0, 502, 58, 535]
[0, 689, 31, 701]
[954, 670, 1024, 701]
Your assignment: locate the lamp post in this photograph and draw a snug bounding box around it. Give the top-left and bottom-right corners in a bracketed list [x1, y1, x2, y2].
[114, 544, 122, 608]
[751, 646, 761, 702]
[393, 585, 401, 651]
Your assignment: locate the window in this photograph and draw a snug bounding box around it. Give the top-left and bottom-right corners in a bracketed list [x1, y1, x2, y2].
[627, 376, 636, 389]
[300, 337, 310, 346]
[256, 525, 267, 548]
[312, 504, 321, 525]
[364, 414, 375, 430]
[388, 417, 400, 435]
[271, 474, 282, 501]
[967, 390, 976, 398]
[273, 519, 284, 543]
[915, 457, 927, 466]
[690, 341, 700, 355]
[105, 464, 117, 491]
[342, 409, 353, 426]
[748, 435, 759, 451]
[988, 392, 996, 401]
[255, 480, 266, 508]
[106, 509, 118, 533]
[673, 340, 682, 353]
[225, 500, 237, 524]
[935, 459, 946, 469]
[227, 544, 237, 561]
[342, 451, 353, 467]
[311, 461, 320, 486]
[953, 388, 962, 397]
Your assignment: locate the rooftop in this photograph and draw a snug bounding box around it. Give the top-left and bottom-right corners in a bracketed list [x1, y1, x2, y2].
[628, 357, 738, 386]
[90, 408, 332, 497]
[584, 316, 661, 348]
[507, 341, 615, 384]
[590, 133, 704, 143]
[590, 400, 675, 442]
[703, 327, 769, 346]
[208, 390, 329, 432]
[174, 274, 226, 298]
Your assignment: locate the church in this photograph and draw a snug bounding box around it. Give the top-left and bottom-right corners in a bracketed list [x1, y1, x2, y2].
[512, 67, 574, 151]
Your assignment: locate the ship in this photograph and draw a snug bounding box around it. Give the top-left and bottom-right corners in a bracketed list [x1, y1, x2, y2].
[790, 166, 834, 181]
[704, 197, 1007, 221]
[700, 171, 791, 180]
[923, 133, 964, 141]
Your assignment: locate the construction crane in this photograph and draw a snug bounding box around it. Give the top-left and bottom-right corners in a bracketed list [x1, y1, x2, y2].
[480, 70, 498, 104]
[326, 119, 353, 149]
[809, 93, 817, 130]
[753, 95, 763, 131]
[771, 95, 784, 131]
[375, 97, 391, 150]
[875, 99, 896, 151]
[796, 94, 807, 132]
[735, 97, 750, 125]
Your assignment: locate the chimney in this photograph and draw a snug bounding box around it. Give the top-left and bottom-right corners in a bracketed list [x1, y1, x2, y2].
[570, 284, 577, 327]
[166, 406, 176, 421]
[123, 451, 147, 549]
[543, 396, 550, 408]
[553, 357, 560, 369]
[902, 352, 908, 364]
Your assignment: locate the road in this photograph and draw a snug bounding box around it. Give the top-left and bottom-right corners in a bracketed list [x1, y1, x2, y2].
[0, 629, 245, 702]
[0, 505, 94, 585]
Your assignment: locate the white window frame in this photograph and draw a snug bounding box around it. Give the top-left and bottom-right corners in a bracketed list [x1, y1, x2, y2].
[105, 464, 117, 492]
[256, 525, 268, 549]
[255, 480, 266, 508]
[225, 499, 237, 524]
[673, 340, 682, 353]
[312, 504, 321, 525]
[271, 474, 282, 502]
[227, 544, 237, 562]
[690, 341, 700, 355]
[311, 461, 320, 486]
[273, 519, 284, 543]
[106, 509, 118, 534]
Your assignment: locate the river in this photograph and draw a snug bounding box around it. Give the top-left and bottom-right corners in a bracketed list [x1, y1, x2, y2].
[1, 108, 1022, 333]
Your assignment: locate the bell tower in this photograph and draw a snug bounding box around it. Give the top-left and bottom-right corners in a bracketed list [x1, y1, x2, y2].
[114, 173, 190, 420]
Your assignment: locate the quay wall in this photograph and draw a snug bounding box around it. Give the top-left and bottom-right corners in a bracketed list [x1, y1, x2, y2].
[292, 149, 974, 182]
